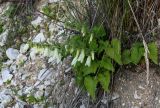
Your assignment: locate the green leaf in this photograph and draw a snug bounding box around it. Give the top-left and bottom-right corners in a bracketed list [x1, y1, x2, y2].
[42, 6, 50, 15]
[92, 25, 106, 37]
[0, 23, 3, 34]
[111, 39, 121, 54]
[122, 49, 131, 64]
[98, 40, 109, 53]
[75, 72, 84, 86]
[27, 95, 37, 103]
[89, 39, 98, 51]
[100, 57, 114, 72]
[83, 62, 98, 76]
[105, 38, 122, 65]
[68, 35, 85, 49]
[131, 45, 144, 64]
[106, 47, 122, 65]
[132, 42, 143, 48]
[148, 42, 158, 64]
[139, 47, 145, 56]
[84, 76, 97, 99]
[97, 71, 110, 92]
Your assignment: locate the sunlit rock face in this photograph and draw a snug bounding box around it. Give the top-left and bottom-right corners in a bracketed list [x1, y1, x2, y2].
[0, 0, 77, 107]
[1, 68, 13, 83]
[33, 32, 46, 43]
[6, 48, 19, 60]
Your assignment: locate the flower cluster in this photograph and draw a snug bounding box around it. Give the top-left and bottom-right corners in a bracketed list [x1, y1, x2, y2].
[71, 49, 94, 67]
[30, 47, 61, 64]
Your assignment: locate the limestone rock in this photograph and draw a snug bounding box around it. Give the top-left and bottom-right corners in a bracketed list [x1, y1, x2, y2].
[6, 48, 19, 60]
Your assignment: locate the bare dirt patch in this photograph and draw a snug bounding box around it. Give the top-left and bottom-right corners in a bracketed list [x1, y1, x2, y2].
[111, 66, 160, 108]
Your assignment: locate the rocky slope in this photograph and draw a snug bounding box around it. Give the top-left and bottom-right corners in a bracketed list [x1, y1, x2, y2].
[0, 0, 81, 108]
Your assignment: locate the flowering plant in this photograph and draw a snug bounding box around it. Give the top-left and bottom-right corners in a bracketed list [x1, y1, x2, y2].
[30, 23, 158, 100]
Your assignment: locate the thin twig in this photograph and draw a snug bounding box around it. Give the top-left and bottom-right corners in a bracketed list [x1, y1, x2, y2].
[127, 0, 150, 85]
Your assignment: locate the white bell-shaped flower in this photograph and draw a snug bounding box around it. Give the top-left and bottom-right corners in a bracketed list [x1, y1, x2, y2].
[85, 56, 91, 67]
[91, 51, 94, 60]
[89, 33, 93, 44]
[70, 48, 74, 53]
[71, 49, 80, 66]
[81, 26, 86, 36]
[65, 45, 68, 51]
[77, 49, 85, 63]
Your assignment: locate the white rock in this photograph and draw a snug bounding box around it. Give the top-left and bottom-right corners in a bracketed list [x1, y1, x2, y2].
[37, 85, 45, 91]
[0, 78, 3, 86]
[20, 44, 29, 53]
[138, 85, 145, 90]
[47, 48, 62, 64]
[10, 79, 16, 85]
[31, 16, 43, 27]
[0, 104, 4, 108]
[48, 0, 59, 3]
[3, 60, 13, 65]
[101, 98, 108, 104]
[14, 100, 26, 108]
[59, 104, 64, 108]
[1, 89, 12, 94]
[44, 88, 50, 96]
[21, 74, 30, 80]
[16, 54, 27, 65]
[1, 69, 13, 82]
[44, 80, 51, 86]
[1, 95, 13, 107]
[111, 92, 120, 100]
[17, 90, 23, 96]
[34, 81, 41, 87]
[80, 104, 85, 108]
[48, 56, 55, 63]
[14, 103, 24, 108]
[6, 48, 19, 60]
[49, 23, 55, 33]
[10, 64, 17, 71]
[65, 67, 71, 73]
[0, 90, 13, 107]
[34, 90, 44, 99]
[43, 48, 50, 57]
[30, 51, 36, 60]
[0, 30, 8, 46]
[24, 87, 33, 94]
[33, 104, 44, 108]
[33, 32, 46, 43]
[122, 103, 125, 106]
[30, 48, 38, 60]
[134, 90, 141, 99]
[50, 79, 55, 84]
[57, 30, 64, 36]
[38, 69, 52, 81]
[69, 78, 75, 87]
